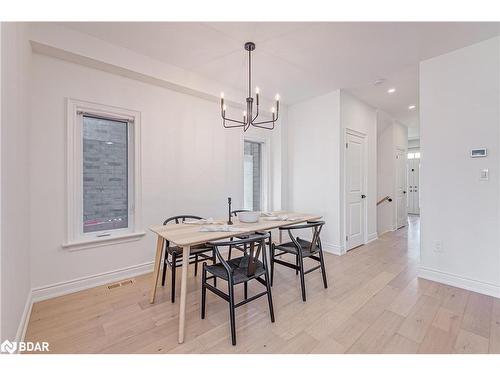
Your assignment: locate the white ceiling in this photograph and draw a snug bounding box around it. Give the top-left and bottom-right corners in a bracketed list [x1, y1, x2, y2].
[61, 22, 500, 130]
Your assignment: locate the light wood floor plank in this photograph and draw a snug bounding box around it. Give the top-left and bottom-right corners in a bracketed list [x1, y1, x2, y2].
[24, 216, 500, 354]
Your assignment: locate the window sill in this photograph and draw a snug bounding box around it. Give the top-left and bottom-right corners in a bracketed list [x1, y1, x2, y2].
[62, 231, 146, 252]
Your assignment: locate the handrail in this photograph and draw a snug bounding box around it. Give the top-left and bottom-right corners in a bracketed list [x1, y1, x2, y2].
[377, 196, 393, 206]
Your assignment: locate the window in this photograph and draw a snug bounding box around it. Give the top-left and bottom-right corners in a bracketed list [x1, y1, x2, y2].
[65, 99, 143, 250]
[83, 115, 129, 233]
[244, 140, 262, 211]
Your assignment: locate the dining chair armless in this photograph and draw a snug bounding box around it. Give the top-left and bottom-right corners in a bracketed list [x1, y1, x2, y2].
[270, 221, 328, 301]
[201, 232, 275, 346]
[161, 215, 216, 303]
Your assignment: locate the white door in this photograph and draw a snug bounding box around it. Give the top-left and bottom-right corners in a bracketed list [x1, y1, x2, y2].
[407, 158, 420, 214]
[396, 149, 407, 228]
[345, 132, 366, 251]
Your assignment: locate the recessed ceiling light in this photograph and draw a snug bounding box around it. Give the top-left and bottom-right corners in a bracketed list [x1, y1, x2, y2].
[387, 88, 396, 94]
[408, 105, 416, 110]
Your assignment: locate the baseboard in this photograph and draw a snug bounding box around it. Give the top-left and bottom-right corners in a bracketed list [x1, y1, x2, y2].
[367, 232, 378, 243]
[31, 261, 154, 302]
[15, 291, 33, 344]
[323, 242, 345, 256]
[418, 266, 500, 298]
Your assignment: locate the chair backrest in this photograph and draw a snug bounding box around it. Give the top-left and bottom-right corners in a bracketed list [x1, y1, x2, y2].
[231, 209, 250, 217]
[279, 221, 325, 254]
[208, 233, 270, 277]
[163, 215, 204, 225]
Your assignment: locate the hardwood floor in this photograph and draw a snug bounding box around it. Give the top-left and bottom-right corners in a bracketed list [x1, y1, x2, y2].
[25, 216, 500, 353]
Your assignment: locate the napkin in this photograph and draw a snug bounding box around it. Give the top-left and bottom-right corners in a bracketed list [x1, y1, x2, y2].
[184, 217, 217, 225]
[264, 215, 305, 221]
[199, 225, 244, 232]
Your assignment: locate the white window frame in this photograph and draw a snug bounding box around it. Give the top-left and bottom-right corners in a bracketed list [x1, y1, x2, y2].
[243, 135, 270, 212]
[64, 99, 144, 251]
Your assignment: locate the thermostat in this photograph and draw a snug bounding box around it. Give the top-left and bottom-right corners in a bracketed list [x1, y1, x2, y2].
[471, 148, 487, 158]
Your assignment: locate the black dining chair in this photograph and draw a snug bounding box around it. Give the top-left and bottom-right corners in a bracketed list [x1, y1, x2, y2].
[270, 221, 328, 302]
[161, 215, 216, 303]
[201, 232, 275, 346]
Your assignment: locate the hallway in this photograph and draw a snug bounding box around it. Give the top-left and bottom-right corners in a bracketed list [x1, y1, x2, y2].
[25, 216, 500, 353]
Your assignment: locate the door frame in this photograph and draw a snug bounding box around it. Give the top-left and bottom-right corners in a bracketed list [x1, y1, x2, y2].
[394, 147, 407, 229]
[342, 128, 369, 253]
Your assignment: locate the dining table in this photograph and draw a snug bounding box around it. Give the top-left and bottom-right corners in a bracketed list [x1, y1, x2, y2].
[149, 211, 322, 344]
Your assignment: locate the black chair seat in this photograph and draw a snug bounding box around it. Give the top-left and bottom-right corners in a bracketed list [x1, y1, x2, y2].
[166, 243, 212, 256]
[274, 238, 320, 257]
[205, 256, 266, 284]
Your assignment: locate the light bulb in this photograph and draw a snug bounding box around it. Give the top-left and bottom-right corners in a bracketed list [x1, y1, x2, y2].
[243, 111, 247, 117]
[223, 104, 227, 111]
[387, 88, 396, 94]
[220, 92, 225, 98]
[271, 107, 275, 113]
[255, 87, 260, 94]
[275, 94, 280, 101]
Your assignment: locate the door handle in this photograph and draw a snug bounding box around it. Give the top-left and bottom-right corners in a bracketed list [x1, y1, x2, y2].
[361, 194, 366, 199]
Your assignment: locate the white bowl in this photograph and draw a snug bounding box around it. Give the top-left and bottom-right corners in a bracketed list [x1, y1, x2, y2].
[238, 211, 260, 223]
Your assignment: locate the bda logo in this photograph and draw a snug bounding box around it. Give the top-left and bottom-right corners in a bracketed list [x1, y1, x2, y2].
[1, 340, 17, 354]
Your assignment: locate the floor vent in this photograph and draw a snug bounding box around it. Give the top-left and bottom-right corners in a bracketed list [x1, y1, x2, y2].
[107, 279, 134, 290]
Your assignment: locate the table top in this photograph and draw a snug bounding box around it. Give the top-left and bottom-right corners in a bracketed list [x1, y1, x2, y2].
[150, 211, 322, 247]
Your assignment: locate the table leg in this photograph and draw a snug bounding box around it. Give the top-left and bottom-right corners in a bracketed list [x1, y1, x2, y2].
[178, 245, 190, 343]
[149, 235, 164, 304]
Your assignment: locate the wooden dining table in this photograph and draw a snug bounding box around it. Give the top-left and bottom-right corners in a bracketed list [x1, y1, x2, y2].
[149, 211, 322, 344]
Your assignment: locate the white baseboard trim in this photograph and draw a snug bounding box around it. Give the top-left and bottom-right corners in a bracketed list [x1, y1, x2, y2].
[367, 232, 378, 243]
[323, 242, 345, 256]
[31, 261, 154, 302]
[418, 266, 500, 298]
[15, 291, 33, 344]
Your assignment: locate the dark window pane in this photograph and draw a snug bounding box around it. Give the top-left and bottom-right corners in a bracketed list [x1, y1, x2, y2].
[83, 115, 128, 233]
[244, 141, 261, 211]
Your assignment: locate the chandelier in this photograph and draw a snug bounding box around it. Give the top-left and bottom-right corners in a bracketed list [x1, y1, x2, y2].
[220, 42, 280, 131]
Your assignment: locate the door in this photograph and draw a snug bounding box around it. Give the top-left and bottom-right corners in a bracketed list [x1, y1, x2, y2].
[345, 132, 366, 251]
[407, 157, 420, 214]
[396, 149, 407, 228]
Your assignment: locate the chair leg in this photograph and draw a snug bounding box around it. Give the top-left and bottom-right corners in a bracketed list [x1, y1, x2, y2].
[298, 255, 307, 302]
[264, 272, 275, 322]
[270, 244, 275, 287]
[228, 282, 237, 345]
[194, 254, 198, 276]
[295, 254, 299, 275]
[244, 281, 248, 300]
[201, 264, 207, 319]
[161, 256, 168, 287]
[318, 248, 328, 289]
[228, 245, 232, 260]
[212, 249, 217, 288]
[171, 254, 177, 303]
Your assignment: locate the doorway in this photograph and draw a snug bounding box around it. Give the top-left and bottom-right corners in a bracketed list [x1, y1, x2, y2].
[345, 130, 367, 251]
[407, 152, 420, 214]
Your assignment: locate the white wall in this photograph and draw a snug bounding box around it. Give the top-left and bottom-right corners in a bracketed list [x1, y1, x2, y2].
[28, 51, 283, 293]
[287, 90, 342, 252]
[376, 113, 408, 235]
[340, 91, 378, 243]
[287, 89, 378, 254]
[377, 112, 395, 235]
[419, 37, 500, 297]
[0, 22, 32, 341]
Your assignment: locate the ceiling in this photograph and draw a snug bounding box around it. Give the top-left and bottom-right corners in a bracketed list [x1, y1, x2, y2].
[61, 22, 500, 132]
